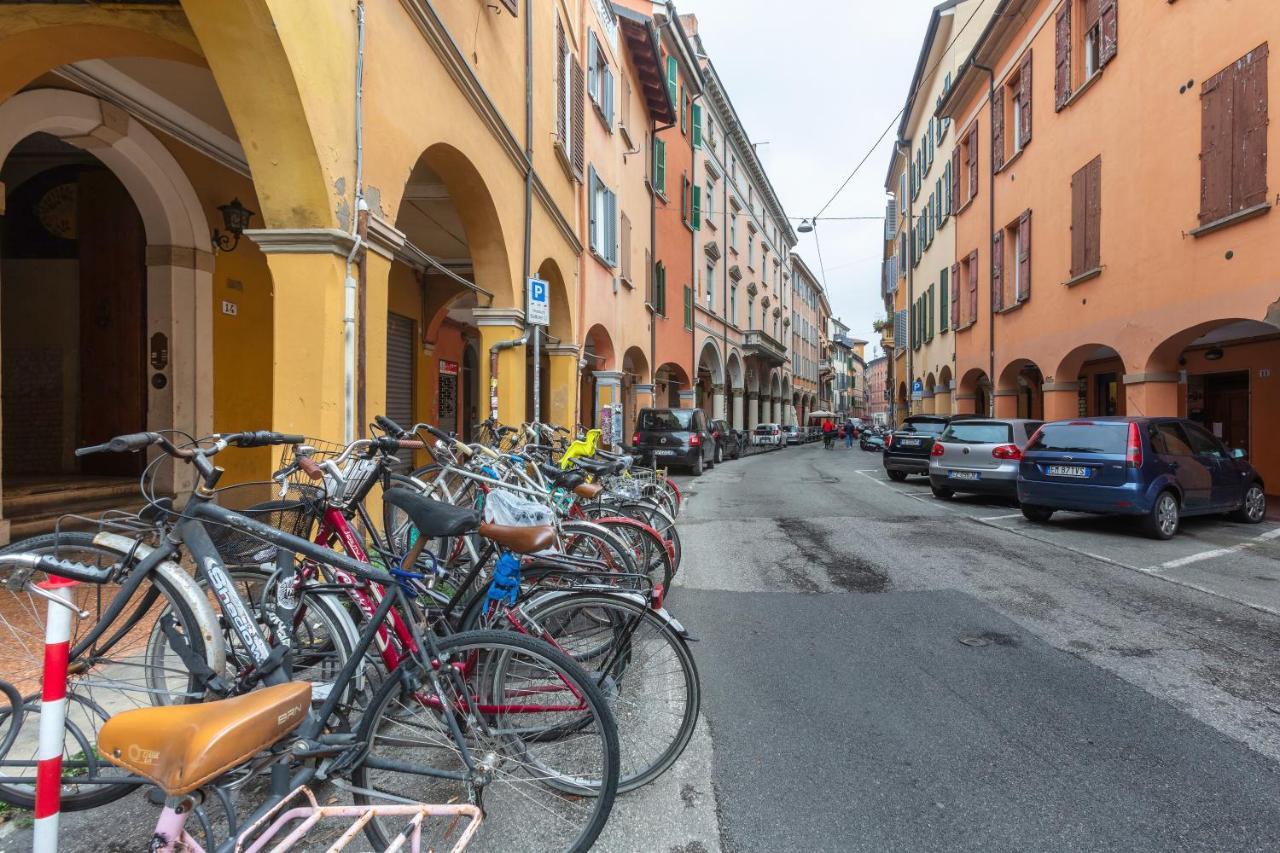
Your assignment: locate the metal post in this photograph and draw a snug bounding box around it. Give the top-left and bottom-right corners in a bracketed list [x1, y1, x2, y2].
[532, 323, 541, 426]
[33, 578, 78, 853]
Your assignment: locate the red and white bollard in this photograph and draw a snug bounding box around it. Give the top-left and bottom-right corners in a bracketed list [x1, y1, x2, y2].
[33, 577, 77, 853]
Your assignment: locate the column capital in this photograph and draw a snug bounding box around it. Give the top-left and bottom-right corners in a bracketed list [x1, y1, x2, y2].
[246, 227, 356, 257]
[731, 387, 744, 397]
[593, 370, 624, 383]
[1123, 371, 1182, 385]
[991, 389, 1019, 397]
[677, 390, 695, 402]
[545, 343, 580, 357]
[633, 384, 655, 395]
[472, 307, 527, 327]
[711, 383, 725, 393]
[1042, 380, 1079, 392]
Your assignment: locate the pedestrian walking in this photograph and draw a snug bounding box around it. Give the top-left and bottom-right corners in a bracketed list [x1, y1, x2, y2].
[844, 418, 856, 448]
[822, 417, 835, 450]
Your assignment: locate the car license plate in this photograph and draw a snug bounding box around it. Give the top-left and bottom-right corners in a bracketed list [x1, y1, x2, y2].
[653, 449, 676, 456]
[947, 470, 979, 480]
[1048, 465, 1089, 477]
[899, 438, 921, 447]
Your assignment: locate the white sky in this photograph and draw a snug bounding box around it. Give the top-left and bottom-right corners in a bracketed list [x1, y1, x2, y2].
[685, 0, 940, 358]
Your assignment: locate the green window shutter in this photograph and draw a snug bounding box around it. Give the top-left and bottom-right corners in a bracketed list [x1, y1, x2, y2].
[928, 285, 935, 340]
[666, 56, 677, 108]
[692, 103, 703, 148]
[683, 285, 693, 329]
[940, 267, 949, 332]
[653, 137, 666, 195]
[692, 185, 702, 230]
[655, 262, 666, 315]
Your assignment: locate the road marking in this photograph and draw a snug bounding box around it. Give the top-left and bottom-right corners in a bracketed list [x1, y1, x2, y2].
[1155, 526, 1280, 569]
[981, 512, 1025, 521]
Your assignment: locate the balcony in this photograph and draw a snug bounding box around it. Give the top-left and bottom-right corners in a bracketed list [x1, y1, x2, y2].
[742, 329, 787, 365]
[818, 358, 834, 376]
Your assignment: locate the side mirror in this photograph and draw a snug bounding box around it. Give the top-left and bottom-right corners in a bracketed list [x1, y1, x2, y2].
[1232, 448, 1248, 460]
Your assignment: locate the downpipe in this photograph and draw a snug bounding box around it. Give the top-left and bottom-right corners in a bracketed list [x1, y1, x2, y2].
[343, 0, 368, 444]
[974, 61, 996, 417]
[489, 332, 529, 422]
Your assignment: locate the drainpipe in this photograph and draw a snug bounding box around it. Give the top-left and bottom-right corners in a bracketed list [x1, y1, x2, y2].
[974, 61, 997, 417]
[490, 331, 530, 421]
[897, 137, 913, 420]
[343, 0, 367, 444]
[690, 90, 703, 406]
[523, 0, 537, 425]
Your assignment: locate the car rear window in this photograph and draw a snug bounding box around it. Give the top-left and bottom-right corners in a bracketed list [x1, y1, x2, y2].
[942, 422, 1012, 444]
[754, 425, 773, 434]
[905, 420, 947, 435]
[638, 410, 692, 431]
[1028, 422, 1129, 454]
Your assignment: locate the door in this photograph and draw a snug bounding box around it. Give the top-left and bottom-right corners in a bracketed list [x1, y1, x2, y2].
[385, 313, 415, 466]
[78, 169, 146, 476]
[1094, 373, 1119, 416]
[1183, 421, 1239, 510]
[1202, 371, 1249, 457]
[1150, 421, 1211, 511]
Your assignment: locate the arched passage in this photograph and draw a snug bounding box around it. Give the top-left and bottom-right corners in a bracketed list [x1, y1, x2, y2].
[923, 373, 938, 415]
[621, 345, 650, 439]
[0, 88, 214, 499]
[956, 368, 990, 417]
[1051, 343, 1125, 419]
[997, 358, 1044, 420]
[655, 362, 690, 408]
[580, 324, 617, 438]
[936, 365, 954, 415]
[696, 338, 725, 420]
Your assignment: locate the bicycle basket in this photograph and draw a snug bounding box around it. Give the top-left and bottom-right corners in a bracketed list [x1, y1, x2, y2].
[206, 482, 322, 564]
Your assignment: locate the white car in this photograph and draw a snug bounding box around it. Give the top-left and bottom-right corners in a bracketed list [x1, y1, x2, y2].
[752, 423, 785, 446]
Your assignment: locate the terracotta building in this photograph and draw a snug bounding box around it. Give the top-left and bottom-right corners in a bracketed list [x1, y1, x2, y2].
[865, 355, 889, 423]
[939, 0, 1279, 493]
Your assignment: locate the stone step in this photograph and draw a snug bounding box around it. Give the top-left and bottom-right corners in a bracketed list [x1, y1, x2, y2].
[7, 496, 148, 543]
[4, 478, 140, 516]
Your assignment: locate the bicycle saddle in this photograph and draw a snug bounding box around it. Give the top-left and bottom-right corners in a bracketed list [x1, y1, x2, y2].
[573, 482, 604, 500]
[570, 457, 624, 476]
[99, 682, 311, 796]
[384, 488, 480, 537]
[478, 521, 557, 554]
[539, 462, 586, 489]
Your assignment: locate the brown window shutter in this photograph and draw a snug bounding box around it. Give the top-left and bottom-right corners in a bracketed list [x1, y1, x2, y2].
[556, 20, 567, 145]
[967, 124, 980, 200]
[1055, 2, 1071, 111]
[499, 0, 517, 15]
[991, 230, 1004, 312]
[950, 262, 961, 327]
[1070, 162, 1088, 278]
[621, 212, 632, 281]
[1084, 0, 1100, 29]
[968, 250, 979, 322]
[1086, 156, 1102, 269]
[950, 145, 961, 208]
[1020, 51, 1033, 147]
[1099, 0, 1118, 67]
[992, 86, 1005, 172]
[1199, 66, 1234, 224]
[1017, 210, 1032, 302]
[571, 56, 585, 178]
[1233, 43, 1269, 211]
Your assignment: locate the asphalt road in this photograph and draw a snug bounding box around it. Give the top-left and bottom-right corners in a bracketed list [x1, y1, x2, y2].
[651, 441, 1280, 852]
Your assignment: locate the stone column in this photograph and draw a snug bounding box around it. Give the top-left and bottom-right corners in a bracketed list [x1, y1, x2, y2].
[545, 343, 581, 430]
[746, 392, 759, 430]
[1042, 380, 1080, 421]
[712, 383, 726, 420]
[731, 388, 744, 430]
[1124, 372, 1181, 417]
[473, 307, 528, 426]
[952, 393, 977, 415]
[678, 388, 696, 408]
[631, 383, 655, 440]
[593, 370, 624, 446]
[993, 389, 1019, 418]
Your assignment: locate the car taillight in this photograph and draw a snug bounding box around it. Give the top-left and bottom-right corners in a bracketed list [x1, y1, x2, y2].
[930, 442, 945, 457]
[1126, 421, 1143, 468]
[632, 432, 640, 445]
[992, 444, 1023, 460]
[886, 433, 894, 447]
[689, 433, 702, 447]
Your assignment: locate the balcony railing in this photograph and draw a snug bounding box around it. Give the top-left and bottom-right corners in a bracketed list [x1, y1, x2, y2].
[742, 329, 787, 365]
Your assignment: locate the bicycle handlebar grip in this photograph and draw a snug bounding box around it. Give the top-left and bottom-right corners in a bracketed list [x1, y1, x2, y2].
[74, 442, 112, 457]
[397, 439, 425, 450]
[79, 432, 156, 455]
[297, 457, 324, 481]
[233, 431, 305, 448]
[375, 415, 406, 436]
[35, 555, 114, 584]
[422, 423, 451, 441]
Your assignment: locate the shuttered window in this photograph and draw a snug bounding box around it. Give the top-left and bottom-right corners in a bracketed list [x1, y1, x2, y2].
[666, 55, 677, 108]
[940, 267, 949, 332]
[966, 122, 979, 202]
[386, 313, 415, 467]
[692, 185, 702, 230]
[927, 285, 935, 341]
[692, 103, 703, 148]
[620, 212, 632, 283]
[571, 55, 585, 178]
[654, 261, 667, 315]
[991, 228, 1004, 311]
[1016, 210, 1032, 303]
[556, 19, 569, 146]
[966, 251, 978, 325]
[950, 145, 961, 210]
[992, 83, 1005, 172]
[653, 137, 666, 195]
[1199, 43, 1269, 226]
[949, 263, 960, 329]
[1070, 155, 1102, 276]
[1055, 1, 1072, 110]
[683, 285, 693, 330]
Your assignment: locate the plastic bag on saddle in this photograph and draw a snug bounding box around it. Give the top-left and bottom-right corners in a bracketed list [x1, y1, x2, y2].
[482, 489, 557, 555]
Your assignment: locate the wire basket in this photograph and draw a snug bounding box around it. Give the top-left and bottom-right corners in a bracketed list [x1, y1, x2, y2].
[206, 482, 323, 565]
[275, 437, 347, 490]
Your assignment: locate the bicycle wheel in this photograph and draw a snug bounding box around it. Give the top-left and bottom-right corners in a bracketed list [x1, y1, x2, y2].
[588, 516, 674, 591]
[0, 532, 207, 810]
[350, 630, 620, 853]
[558, 520, 639, 578]
[505, 592, 698, 792]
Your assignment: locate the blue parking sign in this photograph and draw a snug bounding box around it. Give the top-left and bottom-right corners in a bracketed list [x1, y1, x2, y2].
[527, 278, 550, 326]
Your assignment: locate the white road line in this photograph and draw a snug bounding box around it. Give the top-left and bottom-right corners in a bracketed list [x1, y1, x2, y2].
[1155, 526, 1280, 570]
[981, 512, 1025, 521]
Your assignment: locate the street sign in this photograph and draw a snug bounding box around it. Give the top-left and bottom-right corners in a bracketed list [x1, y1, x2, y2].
[912, 378, 923, 400]
[527, 277, 550, 326]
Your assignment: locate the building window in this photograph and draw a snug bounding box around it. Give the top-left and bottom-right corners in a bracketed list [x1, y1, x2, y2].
[747, 297, 754, 330]
[654, 260, 667, 316]
[731, 285, 738, 325]
[730, 206, 738, 249]
[995, 53, 1032, 171]
[1055, 0, 1117, 110]
[1070, 155, 1102, 277]
[939, 267, 949, 333]
[706, 261, 716, 310]
[620, 211, 633, 284]
[705, 180, 715, 224]
[993, 210, 1032, 310]
[1199, 44, 1269, 226]
[666, 55, 677, 109]
[960, 121, 979, 206]
[683, 285, 693, 329]
[587, 29, 614, 127]
[588, 166, 617, 266]
[653, 137, 666, 195]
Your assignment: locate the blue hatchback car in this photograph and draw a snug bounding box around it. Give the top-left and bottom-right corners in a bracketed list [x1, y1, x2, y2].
[1018, 417, 1267, 539]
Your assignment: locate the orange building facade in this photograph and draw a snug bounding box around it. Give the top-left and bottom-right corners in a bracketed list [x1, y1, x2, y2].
[940, 0, 1280, 494]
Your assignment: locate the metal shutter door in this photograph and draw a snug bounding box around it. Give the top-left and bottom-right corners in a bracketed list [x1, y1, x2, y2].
[386, 313, 415, 466]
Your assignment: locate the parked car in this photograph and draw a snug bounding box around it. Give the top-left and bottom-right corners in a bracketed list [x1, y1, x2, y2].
[860, 432, 886, 452]
[883, 414, 981, 481]
[929, 418, 1043, 499]
[752, 423, 785, 447]
[632, 407, 715, 475]
[709, 417, 742, 463]
[1018, 417, 1267, 539]
[782, 424, 801, 445]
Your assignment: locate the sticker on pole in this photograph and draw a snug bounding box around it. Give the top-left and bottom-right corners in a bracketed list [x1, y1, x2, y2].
[527, 277, 550, 326]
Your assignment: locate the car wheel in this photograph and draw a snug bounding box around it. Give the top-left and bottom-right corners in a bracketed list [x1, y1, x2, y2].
[887, 470, 908, 482]
[1232, 482, 1267, 524]
[931, 484, 954, 500]
[714, 445, 723, 464]
[1142, 490, 1180, 540]
[692, 453, 704, 476]
[1021, 505, 1053, 523]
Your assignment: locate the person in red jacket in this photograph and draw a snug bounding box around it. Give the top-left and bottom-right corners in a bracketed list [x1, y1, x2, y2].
[822, 418, 836, 450]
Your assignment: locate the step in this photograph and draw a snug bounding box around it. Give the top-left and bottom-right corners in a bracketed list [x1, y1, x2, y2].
[4, 479, 141, 517]
[6, 497, 149, 543]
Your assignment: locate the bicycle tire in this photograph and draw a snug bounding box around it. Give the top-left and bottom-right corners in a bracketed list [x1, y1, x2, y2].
[349, 630, 620, 853]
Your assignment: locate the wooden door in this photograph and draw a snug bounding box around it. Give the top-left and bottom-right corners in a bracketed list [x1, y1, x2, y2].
[77, 169, 146, 476]
[1204, 371, 1250, 455]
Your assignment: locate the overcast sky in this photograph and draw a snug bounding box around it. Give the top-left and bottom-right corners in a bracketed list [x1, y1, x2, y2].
[686, 0, 940, 358]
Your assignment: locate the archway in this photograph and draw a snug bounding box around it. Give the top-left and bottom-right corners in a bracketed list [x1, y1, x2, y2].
[956, 368, 990, 417]
[0, 89, 214, 503]
[1052, 343, 1124, 419]
[780, 375, 792, 425]
[923, 373, 938, 415]
[696, 338, 725, 420]
[768, 371, 782, 424]
[655, 362, 690, 408]
[621, 346, 650, 439]
[997, 359, 1044, 420]
[726, 350, 744, 429]
[580, 324, 617, 434]
[936, 365, 954, 415]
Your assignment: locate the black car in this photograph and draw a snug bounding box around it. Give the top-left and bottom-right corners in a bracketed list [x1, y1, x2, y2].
[709, 418, 743, 462]
[883, 414, 981, 481]
[633, 408, 715, 474]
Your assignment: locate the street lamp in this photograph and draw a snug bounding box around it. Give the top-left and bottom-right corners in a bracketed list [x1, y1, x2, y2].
[797, 218, 814, 234]
[212, 198, 255, 252]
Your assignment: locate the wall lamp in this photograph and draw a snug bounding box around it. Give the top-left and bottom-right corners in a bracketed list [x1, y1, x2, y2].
[213, 198, 255, 252]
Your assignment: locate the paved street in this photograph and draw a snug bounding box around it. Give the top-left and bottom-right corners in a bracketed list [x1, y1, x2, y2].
[628, 442, 1280, 852]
